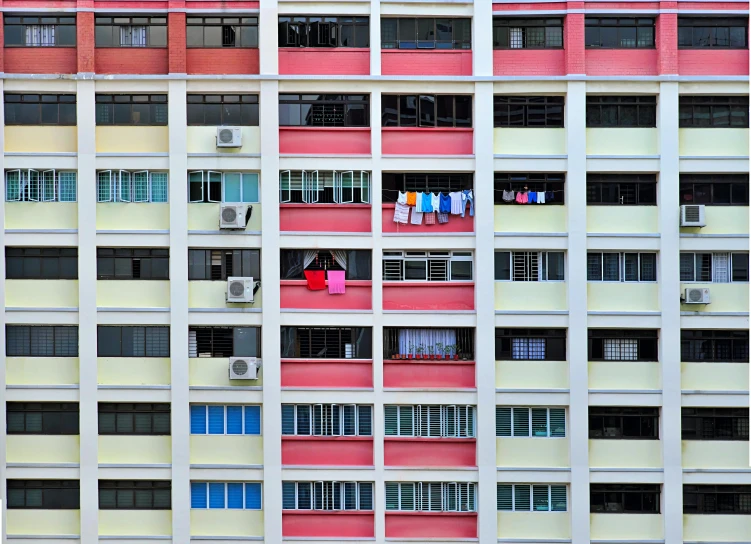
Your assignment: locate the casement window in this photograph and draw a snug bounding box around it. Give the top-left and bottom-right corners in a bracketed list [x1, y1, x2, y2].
[96, 171, 168, 203]
[98, 403, 170, 435]
[494, 96, 564, 127]
[681, 330, 749, 363]
[494, 251, 564, 282]
[384, 405, 475, 438]
[6, 170, 77, 202]
[6, 247, 77, 279]
[99, 481, 171, 510]
[282, 404, 372, 436]
[589, 407, 658, 439]
[382, 94, 472, 128]
[587, 252, 657, 282]
[679, 174, 749, 205]
[7, 402, 79, 435]
[279, 170, 371, 204]
[279, 94, 369, 127]
[385, 482, 476, 512]
[283, 481, 374, 510]
[280, 249, 372, 281]
[382, 172, 472, 203]
[4, 15, 76, 47]
[4, 94, 76, 125]
[280, 327, 372, 359]
[280, 16, 369, 48]
[97, 326, 169, 357]
[586, 96, 657, 128]
[679, 96, 749, 128]
[590, 484, 660, 513]
[497, 484, 567, 511]
[383, 327, 475, 359]
[684, 485, 751, 514]
[188, 171, 259, 204]
[382, 251, 472, 282]
[189, 326, 261, 358]
[95, 95, 168, 125]
[678, 17, 748, 48]
[680, 252, 749, 283]
[381, 17, 471, 49]
[97, 248, 168, 280]
[586, 174, 657, 205]
[495, 329, 567, 361]
[588, 329, 658, 362]
[188, 249, 261, 281]
[191, 405, 262, 435]
[492, 18, 563, 49]
[187, 16, 258, 48]
[496, 407, 566, 437]
[6, 325, 78, 357]
[585, 17, 655, 48]
[494, 173, 565, 205]
[187, 94, 259, 126]
[682, 408, 749, 440]
[95, 17, 167, 47]
[8, 480, 79, 509]
[191, 482, 262, 509]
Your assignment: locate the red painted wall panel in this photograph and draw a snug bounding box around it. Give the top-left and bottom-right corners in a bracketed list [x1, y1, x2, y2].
[95, 48, 168, 74]
[382, 204, 474, 233]
[280, 127, 371, 155]
[280, 281, 372, 311]
[169, 12, 186, 73]
[383, 283, 475, 311]
[1, 0, 260, 7]
[282, 437, 373, 466]
[283, 512, 374, 538]
[4, 48, 77, 74]
[280, 204, 371, 233]
[677, 2, 748, 9]
[187, 48, 260, 74]
[678, 49, 749, 75]
[381, 50, 472, 76]
[493, 49, 565, 76]
[382, 128, 473, 156]
[493, 2, 565, 10]
[383, 360, 476, 389]
[385, 512, 478, 539]
[585, 48, 658, 76]
[279, 48, 370, 75]
[384, 438, 477, 467]
[281, 359, 373, 389]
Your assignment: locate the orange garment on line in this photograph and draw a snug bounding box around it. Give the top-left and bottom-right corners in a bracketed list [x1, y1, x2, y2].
[406, 191, 416, 206]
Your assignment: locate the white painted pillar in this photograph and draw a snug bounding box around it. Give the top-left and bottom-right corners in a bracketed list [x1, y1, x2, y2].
[369, 0, 381, 76]
[0, 79, 7, 544]
[259, 0, 279, 76]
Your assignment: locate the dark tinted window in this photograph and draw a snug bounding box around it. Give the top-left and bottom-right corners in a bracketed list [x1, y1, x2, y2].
[381, 18, 470, 49]
[279, 94, 369, 127]
[588, 329, 658, 361]
[280, 16, 369, 48]
[590, 484, 660, 513]
[281, 327, 372, 359]
[585, 17, 655, 48]
[98, 403, 170, 435]
[679, 174, 749, 205]
[493, 18, 563, 48]
[4, 94, 76, 125]
[187, 16, 258, 47]
[7, 403, 79, 435]
[682, 408, 749, 440]
[96, 248, 169, 280]
[494, 96, 564, 127]
[382, 173, 472, 202]
[586, 174, 657, 205]
[681, 330, 749, 363]
[382, 94, 472, 128]
[4, 15, 76, 46]
[684, 485, 751, 514]
[95, 16, 167, 47]
[99, 480, 171, 509]
[6, 247, 77, 279]
[678, 17, 748, 48]
[189, 326, 261, 358]
[586, 95, 656, 127]
[6, 325, 78, 357]
[97, 326, 170, 357]
[8, 480, 80, 509]
[679, 96, 749, 128]
[187, 94, 259, 126]
[495, 329, 566, 361]
[589, 407, 659, 439]
[95, 94, 168, 126]
[188, 249, 261, 280]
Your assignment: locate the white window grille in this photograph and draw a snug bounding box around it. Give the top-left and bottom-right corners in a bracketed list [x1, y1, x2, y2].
[497, 484, 567, 512]
[385, 482, 476, 512]
[495, 251, 565, 281]
[384, 405, 475, 438]
[25, 24, 55, 46]
[603, 338, 639, 361]
[382, 250, 473, 282]
[282, 481, 373, 511]
[496, 407, 566, 437]
[279, 170, 371, 204]
[97, 170, 168, 203]
[120, 25, 147, 46]
[281, 404, 372, 436]
[5, 170, 77, 202]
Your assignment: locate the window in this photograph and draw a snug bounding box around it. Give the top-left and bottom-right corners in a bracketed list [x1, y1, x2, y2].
[280, 16, 369, 48]
[280, 170, 371, 204]
[678, 17, 748, 48]
[382, 250, 472, 282]
[97, 326, 170, 357]
[382, 94, 472, 128]
[188, 249, 261, 281]
[7, 402, 79, 435]
[279, 94, 369, 127]
[680, 252, 749, 283]
[586, 96, 656, 128]
[681, 330, 749, 363]
[494, 173, 565, 204]
[191, 405, 262, 435]
[189, 326, 261, 358]
[6, 170, 77, 202]
[682, 408, 749, 440]
[494, 96, 564, 127]
[283, 404, 372, 436]
[385, 482, 475, 512]
[280, 249, 372, 281]
[99, 481, 171, 509]
[189, 171, 259, 204]
[191, 482, 262, 509]
[280, 327, 372, 359]
[283, 481, 374, 510]
[383, 327, 474, 359]
[586, 174, 657, 205]
[6, 325, 78, 357]
[495, 329, 566, 361]
[187, 16, 258, 48]
[97, 248, 168, 280]
[588, 329, 658, 362]
[679, 96, 749, 128]
[98, 403, 170, 435]
[381, 18, 470, 49]
[494, 251, 564, 282]
[591, 484, 660, 513]
[587, 252, 657, 282]
[4, 94, 76, 125]
[684, 485, 751, 514]
[493, 18, 563, 49]
[585, 17, 655, 48]
[95, 17, 167, 47]
[496, 407, 566, 437]
[7, 480, 79, 509]
[497, 484, 567, 511]
[385, 405, 475, 437]
[96, 171, 168, 203]
[4, 15, 76, 46]
[187, 95, 259, 126]
[382, 173, 472, 203]
[96, 95, 167, 126]
[680, 174, 749, 205]
[6, 247, 77, 279]
[589, 407, 658, 439]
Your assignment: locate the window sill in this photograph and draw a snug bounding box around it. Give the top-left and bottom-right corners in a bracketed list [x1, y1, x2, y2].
[280, 47, 369, 52]
[384, 437, 476, 443]
[283, 510, 374, 515]
[280, 280, 372, 287]
[386, 511, 477, 516]
[279, 126, 371, 131]
[382, 127, 473, 132]
[281, 358, 373, 364]
[382, 48, 471, 53]
[384, 359, 475, 365]
[282, 435, 373, 441]
[280, 203, 370, 208]
[384, 281, 474, 286]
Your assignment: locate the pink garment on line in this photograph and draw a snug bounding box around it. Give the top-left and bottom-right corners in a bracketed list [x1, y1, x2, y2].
[327, 270, 346, 294]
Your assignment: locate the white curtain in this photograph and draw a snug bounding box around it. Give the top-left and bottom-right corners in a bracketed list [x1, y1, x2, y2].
[26, 25, 55, 46]
[303, 250, 318, 269]
[331, 250, 348, 270]
[510, 28, 523, 49]
[713, 253, 729, 283]
[121, 26, 147, 46]
[398, 329, 457, 356]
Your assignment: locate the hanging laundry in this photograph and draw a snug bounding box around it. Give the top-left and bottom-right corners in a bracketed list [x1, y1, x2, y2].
[424, 212, 436, 225]
[431, 193, 440, 212]
[449, 192, 463, 214]
[397, 191, 408, 205]
[516, 191, 528, 204]
[406, 192, 416, 206]
[439, 193, 452, 213]
[393, 202, 410, 224]
[421, 192, 433, 213]
[327, 270, 346, 294]
[528, 191, 537, 204]
[461, 190, 474, 217]
[437, 212, 449, 224]
[537, 191, 546, 204]
[410, 209, 424, 225]
[304, 269, 326, 291]
[545, 191, 554, 202]
[502, 190, 515, 203]
[415, 192, 423, 210]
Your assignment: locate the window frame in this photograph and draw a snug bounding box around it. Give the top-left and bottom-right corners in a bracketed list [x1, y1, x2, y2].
[586, 174, 658, 205]
[494, 251, 565, 282]
[186, 94, 259, 126]
[96, 170, 168, 203]
[4, 15, 77, 47]
[590, 484, 661, 513]
[96, 325, 170, 357]
[188, 248, 261, 281]
[494, 328, 567, 362]
[96, 248, 169, 280]
[678, 17, 748, 49]
[679, 173, 749, 205]
[279, 170, 371, 204]
[7, 402, 79, 435]
[384, 405, 475, 438]
[680, 329, 749, 363]
[492, 17, 564, 49]
[493, 96, 564, 128]
[98, 403, 171, 436]
[186, 16, 258, 48]
[95, 94, 168, 126]
[98, 480, 171, 510]
[384, 481, 476, 512]
[6, 325, 78, 357]
[587, 252, 658, 283]
[586, 96, 657, 128]
[280, 16, 370, 48]
[188, 170, 260, 204]
[382, 250, 473, 282]
[5, 169, 77, 203]
[4, 93, 76, 126]
[585, 17, 656, 49]
[588, 329, 659, 362]
[94, 16, 167, 48]
[280, 326, 372, 359]
[681, 408, 749, 441]
[588, 406, 659, 440]
[679, 252, 749, 283]
[282, 404, 373, 436]
[684, 485, 751, 514]
[381, 17, 471, 50]
[497, 484, 568, 512]
[190, 482, 263, 510]
[190, 404, 262, 436]
[279, 94, 370, 128]
[283, 481, 374, 511]
[381, 94, 473, 128]
[5, 247, 78, 280]
[7, 480, 80, 509]
[189, 326, 262, 358]
[679, 96, 749, 128]
[495, 406, 567, 438]
[493, 172, 565, 204]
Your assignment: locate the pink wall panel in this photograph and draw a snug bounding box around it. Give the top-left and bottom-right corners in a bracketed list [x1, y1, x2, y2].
[493, 49, 565, 76]
[382, 205, 474, 233]
[186, 48, 259, 74]
[4, 48, 77, 74]
[282, 437, 374, 466]
[383, 283, 475, 311]
[283, 512, 375, 538]
[280, 204, 371, 233]
[384, 438, 477, 467]
[281, 360, 373, 388]
[279, 127, 371, 155]
[279, 48, 370, 75]
[385, 512, 478, 539]
[382, 128, 473, 156]
[585, 49, 658, 76]
[383, 361, 476, 389]
[94, 48, 168, 74]
[280, 281, 372, 310]
[381, 50, 472, 76]
[678, 49, 749, 75]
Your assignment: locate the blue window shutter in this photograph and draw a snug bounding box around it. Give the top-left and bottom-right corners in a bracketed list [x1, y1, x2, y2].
[209, 482, 226, 509]
[245, 406, 261, 435]
[227, 483, 243, 509]
[190, 405, 207, 434]
[246, 483, 262, 509]
[227, 406, 242, 435]
[191, 482, 207, 509]
[208, 406, 225, 434]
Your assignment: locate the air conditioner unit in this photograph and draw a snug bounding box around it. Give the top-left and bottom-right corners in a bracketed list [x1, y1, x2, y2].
[219, 204, 248, 229]
[229, 356, 260, 380]
[681, 204, 706, 227]
[227, 277, 255, 303]
[684, 287, 710, 304]
[216, 127, 242, 148]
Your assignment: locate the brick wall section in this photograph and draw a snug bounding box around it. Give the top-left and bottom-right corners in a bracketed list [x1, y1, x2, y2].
[381, 51, 471, 76]
[564, 9, 585, 74]
[77, 11, 95, 73]
[279, 49, 369, 75]
[6, 48, 77, 73]
[493, 50, 565, 76]
[187, 48, 260, 74]
[586, 49, 658, 75]
[679, 49, 749, 75]
[95, 48, 169, 74]
[169, 12, 186, 73]
[657, 7, 678, 74]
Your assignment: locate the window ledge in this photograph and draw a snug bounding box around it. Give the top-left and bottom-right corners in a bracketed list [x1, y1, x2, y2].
[282, 436, 373, 441]
[382, 127, 473, 132]
[384, 437, 476, 443]
[280, 203, 371, 208]
[280, 280, 372, 287]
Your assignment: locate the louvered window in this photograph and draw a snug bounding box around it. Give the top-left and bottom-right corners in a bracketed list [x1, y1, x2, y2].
[98, 403, 170, 435]
[496, 407, 565, 437]
[497, 484, 567, 511]
[494, 251, 565, 281]
[385, 482, 476, 512]
[281, 404, 372, 436]
[282, 481, 373, 510]
[384, 405, 475, 438]
[680, 252, 749, 283]
[190, 482, 262, 509]
[190, 405, 261, 435]
[587, 252, 657, 282]
[98, 480, 171, 510]
[382, 251, 473, 282]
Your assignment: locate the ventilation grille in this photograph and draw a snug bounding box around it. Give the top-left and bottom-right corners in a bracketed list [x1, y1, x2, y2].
[218, 128, 235, 143]
[222, 206, 238, 223]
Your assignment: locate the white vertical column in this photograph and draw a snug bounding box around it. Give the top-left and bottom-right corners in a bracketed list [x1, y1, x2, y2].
[472, 0, 493, 77]
[565, 80, 590, 543]
[0, 80, 7, 544]
[259, 0, 279, 76]
[369, 0, 381, 76]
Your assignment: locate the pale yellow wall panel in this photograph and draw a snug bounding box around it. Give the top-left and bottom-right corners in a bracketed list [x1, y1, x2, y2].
[590, 514, 663, 540]
[684, 514, 751, 541]
[589, 439, 662, 468]
[495, 282, 567, 312]
[496, 437, 569, 468]
[679, 283, 748, 313]
[496, 361, 569, 389]
[5, 126, 77, 152]
[96, 280, 170, 308]
[187, 126, 261, 154]
[98, 510, 172, 536]
[497, 512, 570, 539]
[588, 362, 661, 390]
[96, 126, 169, 153]
[190, 509, 264, 537]
[681, 362, 749, 391]
[189, 281, 263, 309]
[586, 128, 658, 156]
[98, 435, 171, 464]
[5, 202, 78, 230]
[587, 283, 659, 312]
[682, 441, 748, 469]
[98, 357, 171, 386]
[188, 203, 262, 232]
[190, 435, 264, 465]
[7, 510, 80, 535]
[6, 279, 78, 308]
[679, 128, 749, 156]
[6, 357, 79, 385]
[494, 128, 567, 155]
[96, 203, 170, 231]
[587, 206, 658, 233]
[7, 435, 80, 464]
[494, 205, 567, 233]
[680, 206, 749, 235]
[189, 358, 264, 387]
